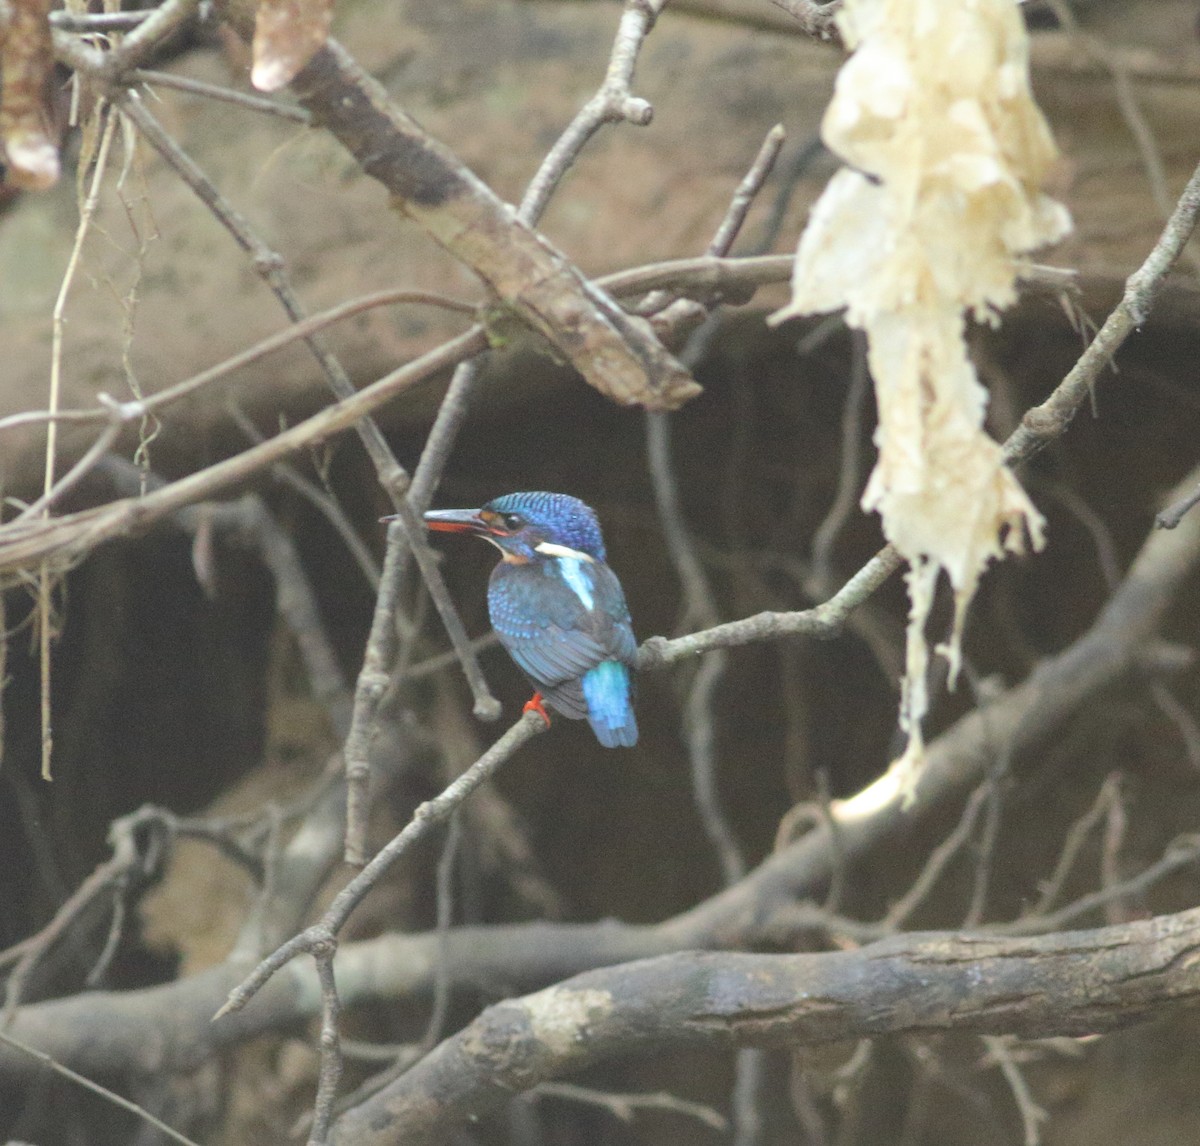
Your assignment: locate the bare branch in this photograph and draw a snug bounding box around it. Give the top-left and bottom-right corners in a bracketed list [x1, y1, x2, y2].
[520, 0, 668, 223]
[533, 1081, 729, 1131]
[3, 806, 169, 1021]
[1156, 479, 1200, 530]
[638, 546, 906, 669]
[0, 1028, 202, 1146]
[308, 947, 344, 1146]
[981, 1036, 1048, 1146]
[49, 10, 154, 31]
[329, 907, 1200, 1144]
[227, 407, 382, 592]
[0, 326, 487, 576]
[1027, 772, 1121, 918]
[281, 38, 698, 411]
[130, 68, 313, 124]
[0, 288, 475, 434]
[1005, 155, 1200, 464]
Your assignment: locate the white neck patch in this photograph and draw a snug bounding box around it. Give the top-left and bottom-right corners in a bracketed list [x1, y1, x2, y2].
[535, 542, 596, 563]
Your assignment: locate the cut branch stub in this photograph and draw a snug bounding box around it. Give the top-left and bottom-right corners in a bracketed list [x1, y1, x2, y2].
[288, 40, 701, 412]
[0, 0, 60, 189]
[250, 0, 332, 93]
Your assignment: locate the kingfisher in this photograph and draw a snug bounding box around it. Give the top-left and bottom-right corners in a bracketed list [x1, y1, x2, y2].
[417, 491, 638, 748]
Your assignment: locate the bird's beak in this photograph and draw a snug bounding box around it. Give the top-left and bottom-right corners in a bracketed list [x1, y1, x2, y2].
[419, 508, 490, 534]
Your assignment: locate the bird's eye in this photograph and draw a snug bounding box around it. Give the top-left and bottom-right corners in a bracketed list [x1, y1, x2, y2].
[502, 513, 524, 531]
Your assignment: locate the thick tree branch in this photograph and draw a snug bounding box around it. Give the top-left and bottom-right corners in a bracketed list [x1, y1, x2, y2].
[281, 39, 698, 412]
[332, 908, 1200, 1144]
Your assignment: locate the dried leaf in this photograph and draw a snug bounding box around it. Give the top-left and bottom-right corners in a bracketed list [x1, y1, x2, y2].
[0, 0, 60, 190]
[772, 0, 1070, 768]
[251, 0, 333, 93]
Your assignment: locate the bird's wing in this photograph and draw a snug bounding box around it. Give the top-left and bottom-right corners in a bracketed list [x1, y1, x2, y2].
[589, 563, 637, 665]
[488, 562, 635, 692]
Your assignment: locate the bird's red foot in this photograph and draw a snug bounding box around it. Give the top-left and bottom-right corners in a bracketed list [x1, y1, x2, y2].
[523, 692, 551, 728]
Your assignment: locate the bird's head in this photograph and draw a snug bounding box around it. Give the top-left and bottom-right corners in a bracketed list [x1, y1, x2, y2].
[419, 491, 608, 564]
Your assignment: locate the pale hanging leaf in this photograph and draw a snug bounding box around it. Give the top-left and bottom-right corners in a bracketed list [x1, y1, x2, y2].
[772, 0, 1070, 776]
[0, 0, 60, 190]
[251, 0, 334, 93]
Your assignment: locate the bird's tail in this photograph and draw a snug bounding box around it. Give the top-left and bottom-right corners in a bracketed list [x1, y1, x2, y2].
[581, 661, 638, 748]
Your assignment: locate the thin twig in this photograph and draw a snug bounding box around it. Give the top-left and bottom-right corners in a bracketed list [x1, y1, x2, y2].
[815, 769, 846, 913]
[0, 1028, 203, 1146]
[1100, 786, 1128, 925]
[884, 784, 990, 930]
[808, 332, 869, 593]
[637, 125, 786, 315]
[519, 0, 668, 224]
[1034, 479, 1121, 591]
[227, 405, 382, 592]
[132, 68, 312, 123]
[1004, 155, 1200, 465]
[307, 948, 344, 1146]
[247, 501, 357, 740]
[342, 531, 413, 867]
[731, 1047, 767, 1146]
[38, 100, 120, 784]
[422, 815, 462, 1051]
[534, 1081, 729, 1131]
[1043, 0, 1200, 279]
[994, 835, 1200, 936]
[638, 545, 906, 669]
[713, 125, 787, 256]
[3, 806, 169, 1022]
[50, 10, 154, 30]
[959, 682, 1018, 931]
[980, 1035, 1048, 1146]
[647, 411, 744, 884]
[0, 287, 475, 434]
[399, 633, 500, 682]
[18, 400, 127, 523]
[388, 512, 502, 720]
[215, 711, 546, 1022]
[1028, 772, 1121, 918]
[1148, 679, 1200, 771]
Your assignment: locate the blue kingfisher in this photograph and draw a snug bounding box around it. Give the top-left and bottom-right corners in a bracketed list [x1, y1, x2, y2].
[419, 491, 638, 748]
